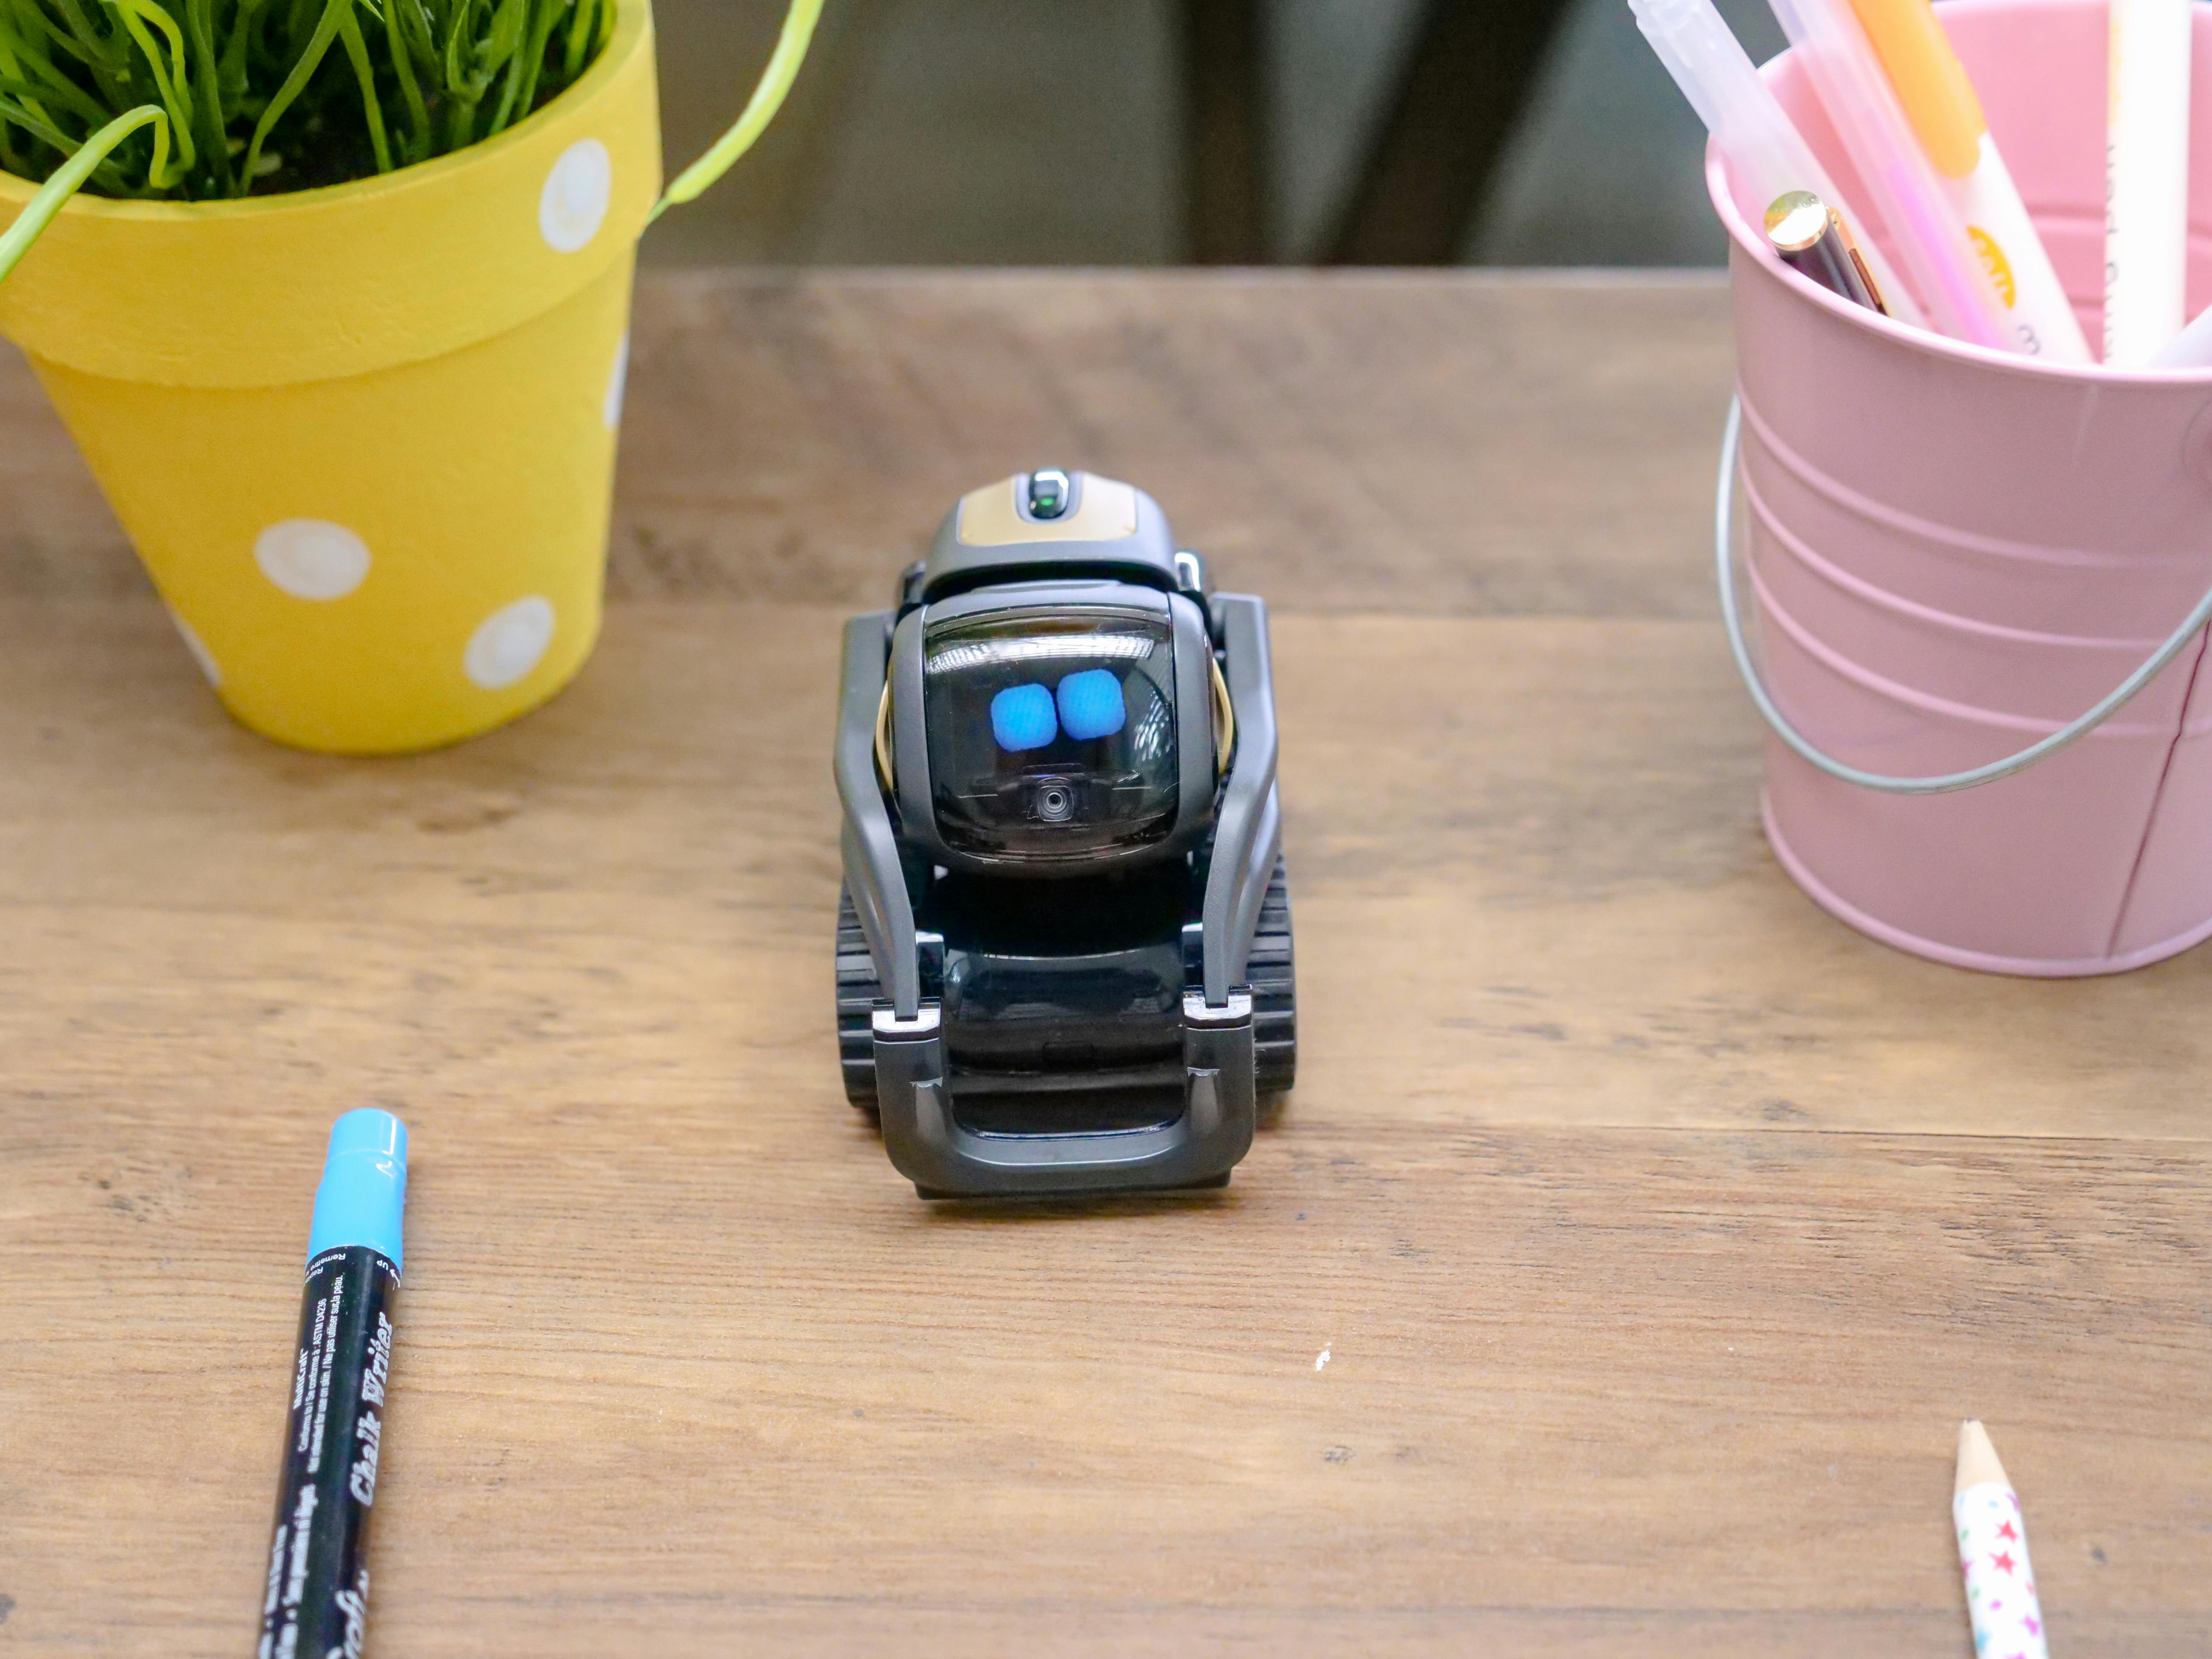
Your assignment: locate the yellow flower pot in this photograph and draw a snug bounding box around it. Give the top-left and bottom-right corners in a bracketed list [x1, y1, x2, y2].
[0, 0, 661, 753]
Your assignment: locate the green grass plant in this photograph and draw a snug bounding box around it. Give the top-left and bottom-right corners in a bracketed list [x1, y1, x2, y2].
[0, 0, 617, 200]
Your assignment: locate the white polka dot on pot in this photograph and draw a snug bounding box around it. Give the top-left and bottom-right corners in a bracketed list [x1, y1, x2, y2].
[166, 607, 221, 687]
[605, 331, 630, 433]
[540, 139, 612, 253]
[255, 519, 371, 601]
[465, 596, 557, 690]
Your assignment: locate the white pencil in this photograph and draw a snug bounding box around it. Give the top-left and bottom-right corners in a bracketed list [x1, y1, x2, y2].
[1955, 1420, 2049, 1659]
[2106, 0, 2194, 366]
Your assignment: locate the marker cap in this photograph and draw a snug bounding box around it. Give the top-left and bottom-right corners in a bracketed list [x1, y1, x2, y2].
[1765, 191, 1834, 253]
[306, 1108, 409, 1270]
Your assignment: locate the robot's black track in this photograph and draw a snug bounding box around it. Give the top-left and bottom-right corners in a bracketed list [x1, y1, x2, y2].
[1247, 859, 1297, 1095]
[835, 894, 886, 1112]
[835, 857, 1297, 1112]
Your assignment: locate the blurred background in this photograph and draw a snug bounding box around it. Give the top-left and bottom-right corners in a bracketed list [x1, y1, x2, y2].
[644, 0, 1786, 267]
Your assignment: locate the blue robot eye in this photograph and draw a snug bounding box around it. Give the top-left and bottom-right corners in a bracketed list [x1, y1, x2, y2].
[991, 683, 1058, 751]
[1056, 668, 1127, 741]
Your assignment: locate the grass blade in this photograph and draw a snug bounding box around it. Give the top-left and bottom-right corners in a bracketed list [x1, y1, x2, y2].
[238, 0, 348, 184]
[332, 3, 387, 171]
[0, 101, 163, 280]
[656, 0, 821, 217]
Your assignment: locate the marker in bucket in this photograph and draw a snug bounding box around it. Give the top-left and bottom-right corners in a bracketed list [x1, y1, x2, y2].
[1630, 0, 1923, 325]
[1763, 0, 2013, 349]
[1840, 0, 2092, 361]
[2106, 0, 2193, 366]
[2147, 302, 2212, 367]
[256, 1109, 408, 1659]
[1766, 191, 1889, 313]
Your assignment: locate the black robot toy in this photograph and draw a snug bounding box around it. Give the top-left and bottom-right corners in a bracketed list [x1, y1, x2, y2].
[833, 469, 1293, 1198]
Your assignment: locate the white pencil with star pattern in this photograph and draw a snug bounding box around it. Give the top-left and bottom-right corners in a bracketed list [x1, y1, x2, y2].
[1955, 1420, 2048, 1659]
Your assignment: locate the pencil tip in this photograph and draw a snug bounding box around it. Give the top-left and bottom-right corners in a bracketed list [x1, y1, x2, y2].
[1955, 1418, 2008, 1495]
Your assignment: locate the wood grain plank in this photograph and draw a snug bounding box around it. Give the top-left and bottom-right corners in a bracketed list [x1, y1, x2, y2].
[0, 601, 2207, 1659]
[610, 270, 1736, 617]
[3, 273, 2207, 1658]
[4, 603, 2209, 1143]
[4, 1103, 2207, 1656]
[0, 347, 135, 598]
[0, 270, 1737, 617]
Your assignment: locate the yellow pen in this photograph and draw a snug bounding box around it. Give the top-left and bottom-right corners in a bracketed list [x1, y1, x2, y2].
[1847, 0, 2093, 361]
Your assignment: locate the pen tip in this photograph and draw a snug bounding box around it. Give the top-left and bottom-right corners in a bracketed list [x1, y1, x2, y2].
[1956, 1418, 2009, 1495]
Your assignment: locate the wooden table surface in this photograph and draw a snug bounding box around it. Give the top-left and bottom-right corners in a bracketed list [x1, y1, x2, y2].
[3, 272, 2207, 1657]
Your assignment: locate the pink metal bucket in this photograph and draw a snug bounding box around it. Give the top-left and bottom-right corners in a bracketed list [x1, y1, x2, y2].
[1707, 0, 2212, 974]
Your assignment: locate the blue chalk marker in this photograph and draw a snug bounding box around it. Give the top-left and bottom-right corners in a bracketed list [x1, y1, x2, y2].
[256, 1110, 407, 1659]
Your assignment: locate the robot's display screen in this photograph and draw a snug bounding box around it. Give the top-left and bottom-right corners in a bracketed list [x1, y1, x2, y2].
[924, 608, 1180, 861]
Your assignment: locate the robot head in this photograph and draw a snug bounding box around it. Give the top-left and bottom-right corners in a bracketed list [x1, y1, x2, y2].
[922, 604, 1183, 862]
[884, 472, 1224, 875]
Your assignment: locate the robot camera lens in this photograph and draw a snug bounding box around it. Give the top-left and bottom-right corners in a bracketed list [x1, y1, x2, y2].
[1031, 779, 1077, 823]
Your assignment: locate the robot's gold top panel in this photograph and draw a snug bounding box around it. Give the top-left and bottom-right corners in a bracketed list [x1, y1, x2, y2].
[956, 473, 1140, 547]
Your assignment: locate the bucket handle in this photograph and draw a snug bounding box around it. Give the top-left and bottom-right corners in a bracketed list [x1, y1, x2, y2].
[1717, 396, 2212, 795]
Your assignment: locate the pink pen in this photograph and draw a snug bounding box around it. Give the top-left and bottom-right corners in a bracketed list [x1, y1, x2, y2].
[1764, 0, 2013, 349]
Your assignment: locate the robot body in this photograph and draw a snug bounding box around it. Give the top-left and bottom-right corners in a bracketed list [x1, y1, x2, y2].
[834, 471, 1293, 1198]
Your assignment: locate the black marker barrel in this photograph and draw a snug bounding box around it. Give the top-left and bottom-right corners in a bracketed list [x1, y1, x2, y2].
[256, 1110, 407, 1659]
